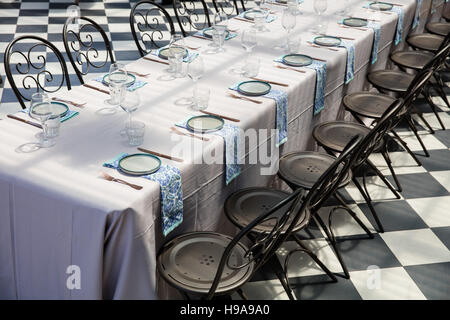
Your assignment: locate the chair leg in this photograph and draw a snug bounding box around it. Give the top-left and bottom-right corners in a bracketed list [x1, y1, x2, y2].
[406, 115, 430, 157]
[352, 177, 385, 233]
[366, 159, 402, 199]
[292, 234, 338, 282]
[390, 130, 422, 166]
[423, 89, 446, 130]
[415, 112, 435, 134]
[237, 288, 248, 300]
[381, 148, 402, 192]
[274, 267, 296, 300]
[432, 73, 450, 109]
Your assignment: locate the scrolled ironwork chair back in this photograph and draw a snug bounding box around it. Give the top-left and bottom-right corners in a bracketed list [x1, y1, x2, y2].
[4, 35, 72, 110]
[212, 0, 242, 17]
[204, 135, 363, 299]
[130, 0, 176, 57]
[63, 16, 115, 84]
[173, 0, 212, 36]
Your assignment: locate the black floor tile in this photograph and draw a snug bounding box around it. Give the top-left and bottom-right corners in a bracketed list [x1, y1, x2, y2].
[387, 173, 449, 199]
[405, 262, 450, 300]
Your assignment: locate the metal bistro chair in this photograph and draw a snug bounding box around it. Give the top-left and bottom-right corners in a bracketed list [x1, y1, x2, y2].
[130, 0, 176, 57]
[157, 136, 362, 300]
[212, 0, 243, 17]
[173, 0, 212, 37]
[63, 16, 115, 84]
[426, 21, 450, 37]
[4, 35, 72, 110]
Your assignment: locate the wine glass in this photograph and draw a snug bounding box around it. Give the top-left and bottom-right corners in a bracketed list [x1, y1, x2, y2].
[313, 0, 328, 34]
[120, 90, 140, 132]
[168, 34, 186, 77]
[107, 63, 127, 107]
[281, 8, 296, 47]
[187, 55, 204, 102]
[241, 28, 257, 53]
[29, 92, 55, 148]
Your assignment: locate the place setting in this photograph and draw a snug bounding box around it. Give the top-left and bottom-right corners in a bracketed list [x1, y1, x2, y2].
[194, 12, 238, 54]
[363, 1, 405, 44]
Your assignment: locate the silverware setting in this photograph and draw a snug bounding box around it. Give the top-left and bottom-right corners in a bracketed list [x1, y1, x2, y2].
[127, 70, 150, 78]
[83, 83, 109, 94]
[138, 147, 184, 163]
[307, 41, 339, 52]
[250, 77, 289, 87]
[200, 110, 240, 123]
[338, 24, 368, 31]
[228, 92, 263, 104]
[100, 171, 143, 190]
[170, 126, 209, 141]
[51, 97, 86, 108]
[275, 65, 306, 74]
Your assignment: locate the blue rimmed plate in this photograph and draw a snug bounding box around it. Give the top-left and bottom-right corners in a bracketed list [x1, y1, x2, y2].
[369, 2, 393, 11]
[118, 153, 161, 176]
[237, 80, 271, 96]
[343, 17, 368, 27]
[32, 101, 69, 119]
[158, 46, 189, 60]
[313, 36, 342, 47]
[202, 27, 231, 39]
[186, 115, 224, 133]
[282, 54, 313, 67]
[102, 72, 136, 87]
[244, 9, 268, 21]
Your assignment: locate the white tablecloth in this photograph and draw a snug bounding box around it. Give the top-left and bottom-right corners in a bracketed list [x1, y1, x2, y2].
[0, 0, 444, 299]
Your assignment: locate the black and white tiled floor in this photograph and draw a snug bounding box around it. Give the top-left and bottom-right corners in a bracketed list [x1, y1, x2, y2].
[0, 0, 449, 300]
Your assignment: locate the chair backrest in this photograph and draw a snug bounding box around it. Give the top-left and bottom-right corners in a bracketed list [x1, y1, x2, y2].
[130, 0, 176, 57]
[205, 135, 363, 299]
[212, 0, 242, 17]
[173, 0, 212, 37]
[4, 35, 72, 110]
[427, 39, 450, 70]
[63, 16, 115, 84]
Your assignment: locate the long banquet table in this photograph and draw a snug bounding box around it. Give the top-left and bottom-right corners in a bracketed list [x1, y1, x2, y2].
[0, 0, 445, 299]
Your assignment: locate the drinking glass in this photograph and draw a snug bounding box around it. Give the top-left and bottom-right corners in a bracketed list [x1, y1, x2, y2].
[29, 92, 55, 148]
[120, 90, 140, 131]
[212, 26, 227, 52]
[45, 116, 61, 139]
[287, 0, 301, 16]
[168, 34, 186, 77]
[126, 121, 145, 146]
[107, 63, 127, 106]
[242, 55, 260, 78]
[281, 9, 296, 48]
[253, 9, 269, 32]
[192, 87, 210, 111]
[187, 55, 205, 102]
[287, 33, 301, 54]
[313, 0, 328, 34]
[241, 28, 257, 53]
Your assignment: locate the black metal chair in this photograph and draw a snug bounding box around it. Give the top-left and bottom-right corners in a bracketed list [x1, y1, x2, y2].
[63, 16, 115, 84]
[212, 0, 243, 17]
[130, 0, 176, 57]
[157, 136, 362, 300]
[406, 33, 445, 53]
[4, 35, 72, 110]
[426, 22, 450, 37]
[173, 0, 212, 37]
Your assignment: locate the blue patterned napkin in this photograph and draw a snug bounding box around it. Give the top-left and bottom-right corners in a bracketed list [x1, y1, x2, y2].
[103, 153, 183, 237]
[274, 56, 326, 116]
[21, 109, 79, 122]
[367, 21, 381, 64]
[363, 2, 404, 45]
[150, 47, 199, 63]
[176, 119, 241, 185]
[431, 0, 436, 14]
[338, 40, 355, 84]
[412, 0, 423, 29]
[195, 28, 238, 41]
[238, 11, 277, 23]
[94, 76, 147, 92]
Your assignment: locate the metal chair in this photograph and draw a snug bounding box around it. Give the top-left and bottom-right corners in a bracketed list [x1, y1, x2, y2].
[212, 0, 243, 16]
[406, 33, 445, 53]
[130, 0, 176, 57]
[4, 35, 72, 110]
[426, 22, 450, 37]
[173, 0, 212, 37]
[63, 16, 115, 84]
[157, 136, 362, 300]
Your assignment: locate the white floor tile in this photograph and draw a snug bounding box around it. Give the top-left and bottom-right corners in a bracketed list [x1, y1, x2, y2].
[381, 229, 450, 266]
[344, 176, 401, 203]
[350, 267, 426, 300]
[407, 196, 450, 228]
[369, 152, 427, 175]
[430, 171, 450, 193]
[231, 280, 289, 300]
[412, 112, 450, 132]
[395, 130, 447, 151]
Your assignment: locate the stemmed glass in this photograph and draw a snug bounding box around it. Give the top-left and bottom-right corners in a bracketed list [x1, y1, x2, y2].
[29, 92, 55, 148]
[187, 55, 204, 102]
[281, 8, 296, 48]
[168, 34, 186, 77]
[107, 63, 127, 107]
[120, 90, 141, 132]
[313, 0, 328, 34]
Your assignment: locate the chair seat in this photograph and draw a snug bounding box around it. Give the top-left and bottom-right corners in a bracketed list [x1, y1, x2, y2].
[407, 33, 445, 52]
[157, 232, 254, 295]
[313, 121, 382, 153]
[367, 70, 415, 93]
[343, 92, 396, 119]
[278, 151, 352, 189]
[224, 187, 309, 233]
[390, 50, 435, 71]
[426, 22, 450, 37]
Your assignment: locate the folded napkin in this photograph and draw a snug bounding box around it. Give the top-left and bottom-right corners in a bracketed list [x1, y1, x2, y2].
[229, 82, 288, 146]
[412, 0, 423, 29]
[363, 2, 404, 45]
[274, 56, 326, 116]
[94, 76, 147, 92]
[431, 0, 436, 14]
[367, 21, 381, 64]
[336, 40, 355, 84]
[104, 153, 183, 237]
[238, 10, 277, 23]
[195, 28, 238, 41]
[21, 109, 79, 122]
[150, 47, 199, 63]
[176, 119, 241, 185]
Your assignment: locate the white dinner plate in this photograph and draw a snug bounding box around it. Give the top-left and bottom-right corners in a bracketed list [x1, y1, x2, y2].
[118, 153, 161, 176]
[237, 80, 271, 96]
[186, 115, 224, 133]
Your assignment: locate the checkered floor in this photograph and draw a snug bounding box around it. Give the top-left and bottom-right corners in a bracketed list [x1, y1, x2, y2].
[0, 0, 449, 300]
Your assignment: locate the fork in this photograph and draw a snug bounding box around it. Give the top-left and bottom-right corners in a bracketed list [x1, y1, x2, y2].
[170, 126, 209, 141]
[51, 97, 86, 108]
[127, 70, 150, 78]
[228, 92, 262, 104]
[275, 65, 306, 74]
[100, 172, 143, 190]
